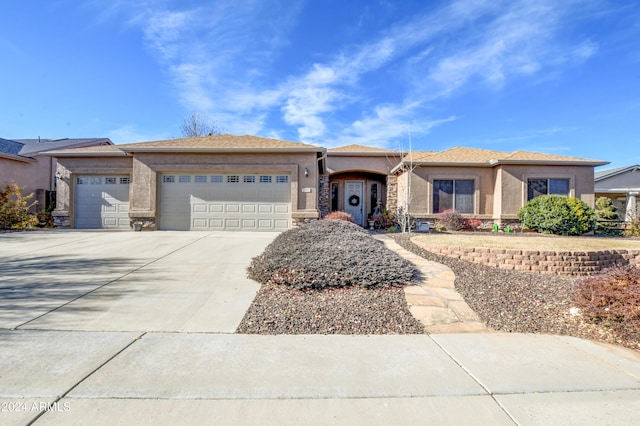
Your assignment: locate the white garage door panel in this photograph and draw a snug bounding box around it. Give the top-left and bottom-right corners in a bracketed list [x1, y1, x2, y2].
[75, 176, 130, 229]
[159, 174, 292, 231]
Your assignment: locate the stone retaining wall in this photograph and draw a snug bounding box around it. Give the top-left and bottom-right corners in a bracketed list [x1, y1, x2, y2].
[415, 242, 640, 275]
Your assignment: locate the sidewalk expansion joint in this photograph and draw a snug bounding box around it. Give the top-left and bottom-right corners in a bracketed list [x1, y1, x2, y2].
[26, 332, 147, 426]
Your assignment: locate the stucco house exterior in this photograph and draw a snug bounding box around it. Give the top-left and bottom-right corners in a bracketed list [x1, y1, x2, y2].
[45, 135, 608, 231]
[0, 137, 112, 211]
[595, 165, 640, 221]
[392, 147, 608, 225]
[46, 135, 325, 230]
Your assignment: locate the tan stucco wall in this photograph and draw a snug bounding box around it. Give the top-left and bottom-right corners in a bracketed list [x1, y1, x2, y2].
[0, 156, 57, 209]
[129, 152, 319, 221]
[498, 165, 596, 219]
[327, 155, 401, 175]
[53, 156, 134, 224]
[403, 166, 495, 218]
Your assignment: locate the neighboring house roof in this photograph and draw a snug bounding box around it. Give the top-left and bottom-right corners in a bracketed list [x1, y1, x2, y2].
[594, 165, 640, 181]
[42, 144, 129, 157]
[0, 138, 34, 163]
[15, 138, 112, 156]
[328, 144, 400, 156]
[394, 147, 608, 172]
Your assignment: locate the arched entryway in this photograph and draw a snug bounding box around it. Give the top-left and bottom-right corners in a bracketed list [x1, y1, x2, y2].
[329, 171, 388, 226]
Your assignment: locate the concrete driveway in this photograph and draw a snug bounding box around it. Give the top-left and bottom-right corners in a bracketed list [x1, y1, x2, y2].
[2, 230, 640, 425]
[0, 230, 277, 332]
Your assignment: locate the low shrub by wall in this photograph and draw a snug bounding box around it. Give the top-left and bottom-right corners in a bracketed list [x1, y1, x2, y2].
[413, 241, 640, 275]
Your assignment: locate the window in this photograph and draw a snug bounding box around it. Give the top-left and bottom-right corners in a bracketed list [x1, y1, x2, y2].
[163, 175, 175, 183]
[90, 177, 102, 185]
[195, 175, 207, 183]
[178, 175, 191, 183]
[105, 177, 117, 184]
[370, 183, 378, 215]
[243, 175, 256, 183]
[433, 179, 474, 214]
[211, 175, 223, 183]
[76, 177, 89, 185]
[259, 175, 272, 183]
[276, 175, 289, 183]
[227, 175, 240, 183]
[120, 177, 130, 185]
[331, 182, 339, 211]
[527, 178, 570, 200]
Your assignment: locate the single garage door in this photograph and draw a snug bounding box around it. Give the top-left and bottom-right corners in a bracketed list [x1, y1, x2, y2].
[75, 176, 130, 229]
[159, 173, 291, 231]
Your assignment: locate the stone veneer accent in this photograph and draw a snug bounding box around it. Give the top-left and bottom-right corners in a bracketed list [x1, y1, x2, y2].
[386, 175, 398, 214]
[318, 173, 330, 217]
[413, 241, 640, 275]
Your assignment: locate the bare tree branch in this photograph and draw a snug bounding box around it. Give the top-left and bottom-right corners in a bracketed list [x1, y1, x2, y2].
[179, 112, 225, 137]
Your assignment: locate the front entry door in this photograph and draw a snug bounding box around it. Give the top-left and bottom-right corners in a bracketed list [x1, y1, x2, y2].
[344, 180, 365, 226]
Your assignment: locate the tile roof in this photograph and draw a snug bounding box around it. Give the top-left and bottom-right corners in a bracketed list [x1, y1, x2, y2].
[118, 134, 323, 152]
[328, 144, 399, 154]
[400, 147, 607, 167]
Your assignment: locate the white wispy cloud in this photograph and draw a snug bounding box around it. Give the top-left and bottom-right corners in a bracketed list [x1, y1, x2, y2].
[98, 0, 604, 146]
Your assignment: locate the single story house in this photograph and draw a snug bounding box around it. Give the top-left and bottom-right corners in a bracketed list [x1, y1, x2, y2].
[0, 137, 112, 211]
[45, 134, 608, 231]
[595, 165, 640, 221]
[392, 147, 608, 224]
[46, 135, 325, 230]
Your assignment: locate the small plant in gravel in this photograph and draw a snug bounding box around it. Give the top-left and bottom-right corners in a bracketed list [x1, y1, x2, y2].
[573, 264, 640, 344]
[624, 217, 640, 237]
[518, 195, 595, 236]
[462, 218, 482, 231]
[322, 211, 354, 222]
[247, 220, 416, 289]
[436, 209, 465, 231]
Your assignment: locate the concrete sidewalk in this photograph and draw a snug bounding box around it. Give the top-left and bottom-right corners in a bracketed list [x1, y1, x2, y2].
[1, 331, 639, 425]
[2, 230, 640, 425]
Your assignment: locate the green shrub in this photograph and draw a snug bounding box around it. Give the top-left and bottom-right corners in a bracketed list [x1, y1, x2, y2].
[0, 183, 39, 230]
[595, 197, 622, 236]
[517, 195, 595, 235]
[323, 211, 354, 223]
[247, 220, 416, 289]
[436, 209, 465, 231]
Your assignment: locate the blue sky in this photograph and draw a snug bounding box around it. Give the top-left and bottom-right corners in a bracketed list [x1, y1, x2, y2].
[2, 0, 639, 170]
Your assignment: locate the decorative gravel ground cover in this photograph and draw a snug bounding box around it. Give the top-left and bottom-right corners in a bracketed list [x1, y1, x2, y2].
[237, 221, 424, 335]
[394, 235, 640, 351]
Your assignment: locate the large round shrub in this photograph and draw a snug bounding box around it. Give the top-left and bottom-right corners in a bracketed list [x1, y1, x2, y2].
[517, 195, 595, 235]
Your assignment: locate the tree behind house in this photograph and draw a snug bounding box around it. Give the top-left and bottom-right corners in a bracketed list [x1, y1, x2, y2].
[180, 112, 225, 137]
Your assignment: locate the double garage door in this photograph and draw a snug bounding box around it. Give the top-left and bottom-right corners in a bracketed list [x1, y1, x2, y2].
[74, 175, 131, 229]
[159, 173, 291, 231]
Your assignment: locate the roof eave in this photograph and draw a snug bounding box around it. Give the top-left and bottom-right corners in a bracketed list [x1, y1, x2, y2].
[327, 151, 401, 157]
[120, 147, 326, 154]
[40, 151, 129, 157]
[0, 153, 36, 163]
[498, 160, 610, 167]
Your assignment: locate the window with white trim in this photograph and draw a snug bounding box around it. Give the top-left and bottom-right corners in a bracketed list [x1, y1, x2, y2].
[227, 175, 240, 183]
[90, 177, 102, 185]
[527, 178, 570, 200]
[120, 177, 130, 185]
[163, 175, 175, 183]
[211, 175, 223, 183]
[195, 175, 207, 183]
[105, 177, 117, 184]
[276, 175, 289, 183]
[77, 177, 89, 184]
[243, 175, 256, 183]
[433, 179, 474, 214]
[178, 175, 191, 183]
[259, 176, 272, 183]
